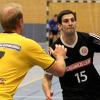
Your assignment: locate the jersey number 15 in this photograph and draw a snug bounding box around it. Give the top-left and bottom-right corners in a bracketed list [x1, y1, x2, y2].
[74, 70, 88, 83]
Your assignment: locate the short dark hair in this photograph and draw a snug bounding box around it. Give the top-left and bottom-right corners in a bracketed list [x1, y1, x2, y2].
[57, 10, 76, 24]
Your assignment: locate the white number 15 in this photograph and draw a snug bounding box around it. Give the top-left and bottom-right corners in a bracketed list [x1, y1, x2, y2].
[74, 70, 88, 83]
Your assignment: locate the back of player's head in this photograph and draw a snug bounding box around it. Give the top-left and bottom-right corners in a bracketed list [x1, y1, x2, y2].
[0, 3, 23, 30]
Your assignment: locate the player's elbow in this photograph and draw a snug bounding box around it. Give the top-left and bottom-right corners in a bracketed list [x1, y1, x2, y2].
[56, 67, 65, 77]
[46, 62, 66, 77]
[54, 61, 66, 77]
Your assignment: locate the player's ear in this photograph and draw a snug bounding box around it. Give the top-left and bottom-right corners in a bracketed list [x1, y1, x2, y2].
[19, 18, 23, 27]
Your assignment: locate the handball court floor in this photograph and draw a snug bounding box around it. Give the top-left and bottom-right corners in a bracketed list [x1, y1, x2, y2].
[14, 42, 100, 100]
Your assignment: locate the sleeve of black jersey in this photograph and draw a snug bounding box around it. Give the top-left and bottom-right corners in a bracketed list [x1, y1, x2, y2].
[89, 33, 100, 52]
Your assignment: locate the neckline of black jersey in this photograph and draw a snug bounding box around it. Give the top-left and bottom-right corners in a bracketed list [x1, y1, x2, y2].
[60, 32, 78, 48]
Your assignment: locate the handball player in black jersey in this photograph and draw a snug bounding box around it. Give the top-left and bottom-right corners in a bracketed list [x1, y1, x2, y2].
[42, 10, 100, 100]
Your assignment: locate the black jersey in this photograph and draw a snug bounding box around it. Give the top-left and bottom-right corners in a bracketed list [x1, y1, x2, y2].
[51, 32, 100, 100]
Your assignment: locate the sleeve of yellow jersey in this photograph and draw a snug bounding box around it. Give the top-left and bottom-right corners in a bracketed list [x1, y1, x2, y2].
[25, 39, 55, 70]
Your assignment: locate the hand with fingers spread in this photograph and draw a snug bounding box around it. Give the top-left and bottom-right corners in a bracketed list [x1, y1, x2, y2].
[49, 44, 67, 59]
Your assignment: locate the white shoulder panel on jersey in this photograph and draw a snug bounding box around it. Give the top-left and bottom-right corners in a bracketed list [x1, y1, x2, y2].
[89, 33, 100, 40]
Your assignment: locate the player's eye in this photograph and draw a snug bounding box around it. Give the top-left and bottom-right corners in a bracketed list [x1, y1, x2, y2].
[71, 18, 75, 22]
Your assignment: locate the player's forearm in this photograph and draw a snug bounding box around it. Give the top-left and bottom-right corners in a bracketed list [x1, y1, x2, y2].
[42, 76, 52, 97]
[55, 56, 66, 76]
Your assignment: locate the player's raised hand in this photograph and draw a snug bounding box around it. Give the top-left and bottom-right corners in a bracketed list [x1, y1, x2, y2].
[49, 44, 67, 59]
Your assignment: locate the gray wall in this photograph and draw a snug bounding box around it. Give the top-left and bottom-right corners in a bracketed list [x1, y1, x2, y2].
[0, 24, 47, 42]
[23, 24, 46, 42]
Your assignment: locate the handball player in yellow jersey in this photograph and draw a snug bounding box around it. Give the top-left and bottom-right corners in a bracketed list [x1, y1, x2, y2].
[0, 3, 66, 100]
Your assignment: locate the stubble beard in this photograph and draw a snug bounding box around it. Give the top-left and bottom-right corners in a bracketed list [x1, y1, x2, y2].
[65, 28, 75, 36]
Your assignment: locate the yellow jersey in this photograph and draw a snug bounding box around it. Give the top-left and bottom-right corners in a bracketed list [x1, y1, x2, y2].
[0, 33, 55, 100]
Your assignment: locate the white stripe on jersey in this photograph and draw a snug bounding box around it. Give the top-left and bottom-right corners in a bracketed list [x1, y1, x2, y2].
[89, 33, 100, 40]
[93, 53, 100, 76]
